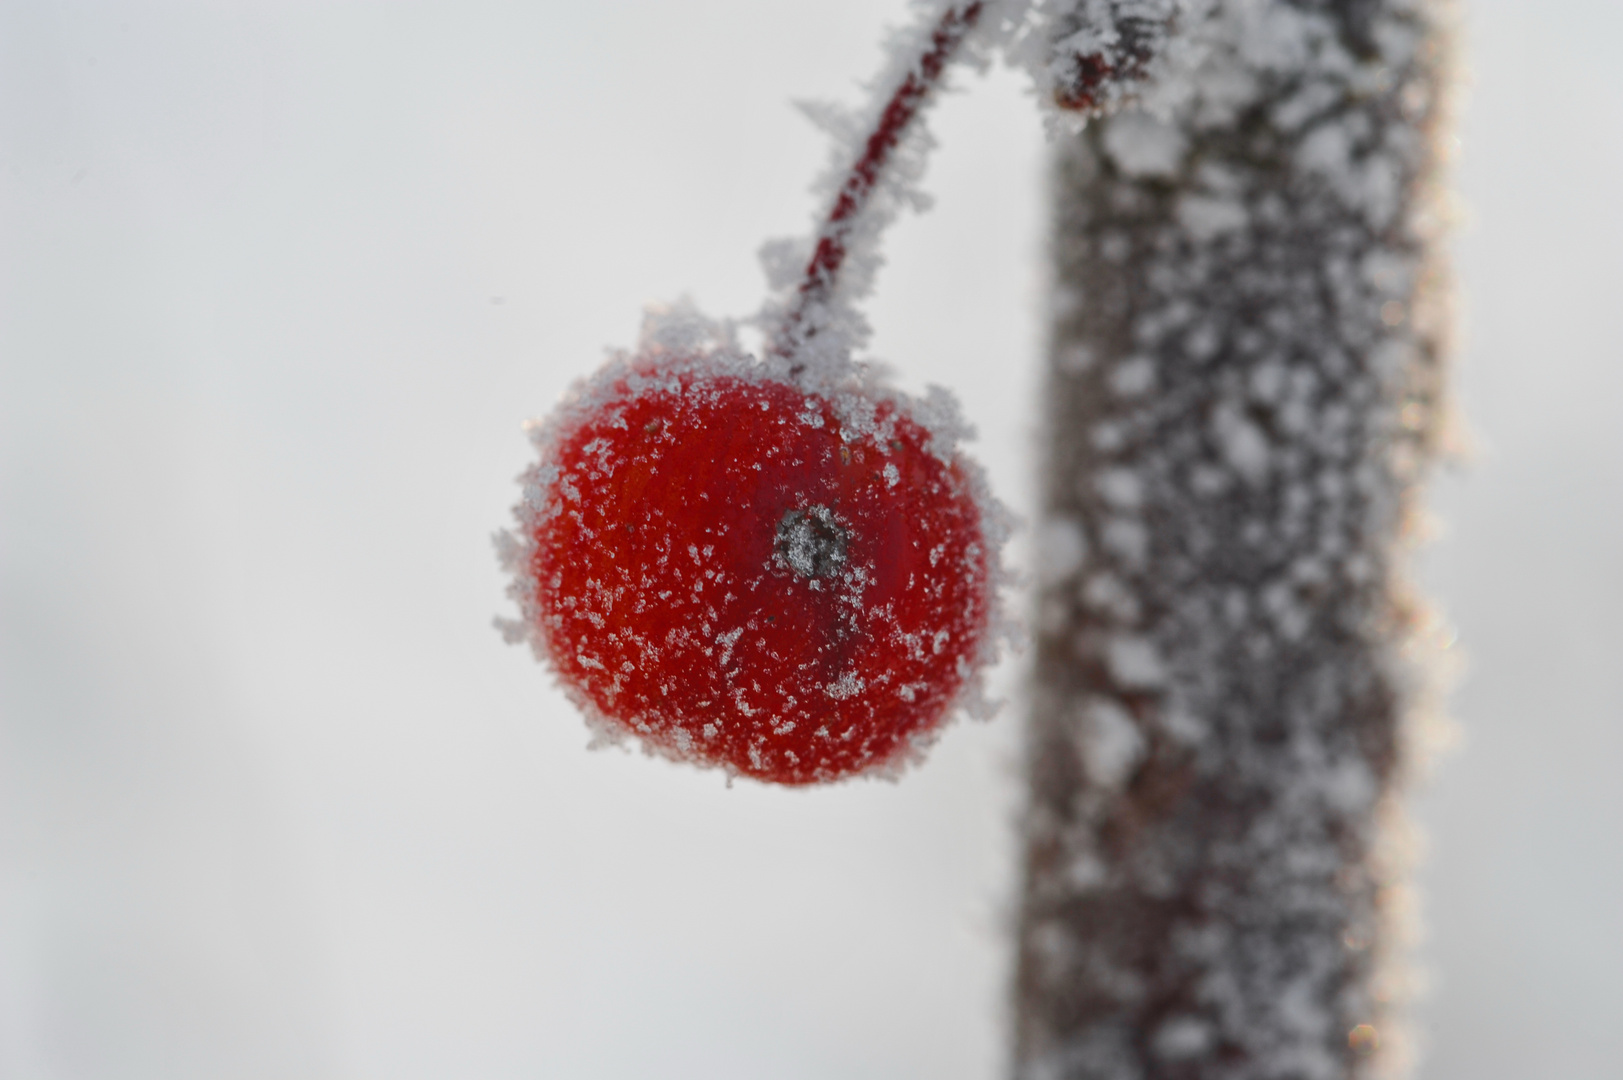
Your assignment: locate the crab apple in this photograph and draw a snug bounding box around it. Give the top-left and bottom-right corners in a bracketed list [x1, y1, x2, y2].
[501, 350, 999, 785]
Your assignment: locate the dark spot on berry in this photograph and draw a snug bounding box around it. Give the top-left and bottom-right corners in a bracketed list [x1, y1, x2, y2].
[775, 505, 848, 579]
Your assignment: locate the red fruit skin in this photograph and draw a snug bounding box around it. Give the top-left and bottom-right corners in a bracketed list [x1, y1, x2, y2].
[509, 356, 994, 785]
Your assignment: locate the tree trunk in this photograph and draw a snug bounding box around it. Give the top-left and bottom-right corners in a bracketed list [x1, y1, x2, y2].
[1012, 3, 1453, 1078]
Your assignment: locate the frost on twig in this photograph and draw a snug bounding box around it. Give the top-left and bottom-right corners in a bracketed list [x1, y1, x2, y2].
[996, 0, 1184, 117]
[1013, 1, 1455, 1077]
[762, 1, 989, 383]
[760, 0, 1183, 387]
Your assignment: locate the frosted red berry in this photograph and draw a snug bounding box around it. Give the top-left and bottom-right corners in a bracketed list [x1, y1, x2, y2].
[503, 354, 996, 785]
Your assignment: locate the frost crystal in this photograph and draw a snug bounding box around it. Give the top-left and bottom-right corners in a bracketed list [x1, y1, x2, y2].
[989, 0, 1185, 120]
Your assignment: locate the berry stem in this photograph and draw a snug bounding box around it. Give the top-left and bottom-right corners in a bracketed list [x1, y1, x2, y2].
[772, 1, 985, 365]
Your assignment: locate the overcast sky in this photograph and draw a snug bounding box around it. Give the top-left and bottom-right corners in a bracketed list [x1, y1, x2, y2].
[2, 2, 1620, 1078]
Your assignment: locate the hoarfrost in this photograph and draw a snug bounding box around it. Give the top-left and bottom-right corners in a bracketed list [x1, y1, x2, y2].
[1177, 192, 1249, 239]
[1101, 111, 1187, 176]
[1016, 0, 1453, 1075]
[1213, 402, 1272, 482]
[1104, 634, 1165, 688]
[1154, 1016, 1214, 1060]
[1108, 355, 1158, 396]
[1095, 467, 1144, 507]
[824, 671, 867, 700]
[1081, 698, 1145, 788]
[1036, 517, 1089, 585]
[991, 0, 1185, 120]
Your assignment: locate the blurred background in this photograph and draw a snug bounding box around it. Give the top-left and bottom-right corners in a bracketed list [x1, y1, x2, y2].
[1, 1, 1618, 1077]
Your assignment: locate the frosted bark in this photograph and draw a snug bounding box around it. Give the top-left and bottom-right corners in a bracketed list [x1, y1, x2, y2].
[1012, 2, 1454, 1078]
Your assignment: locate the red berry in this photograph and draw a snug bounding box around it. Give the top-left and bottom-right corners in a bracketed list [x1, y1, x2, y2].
[501, 351, 998, 785]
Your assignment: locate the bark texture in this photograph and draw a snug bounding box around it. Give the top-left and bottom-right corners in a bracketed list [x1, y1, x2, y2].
[1012, 2, 1453, 1078]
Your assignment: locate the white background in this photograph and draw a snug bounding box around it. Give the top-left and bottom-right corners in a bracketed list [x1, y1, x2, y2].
[2, 1, 1618, 1077]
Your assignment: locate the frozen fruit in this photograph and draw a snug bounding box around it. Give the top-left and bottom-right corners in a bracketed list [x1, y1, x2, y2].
[501, 351, 997, 785]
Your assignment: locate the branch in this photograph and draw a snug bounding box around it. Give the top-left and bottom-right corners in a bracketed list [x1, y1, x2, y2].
[771, 2, 986, 368]
[1012, 2, 1455, 1076]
